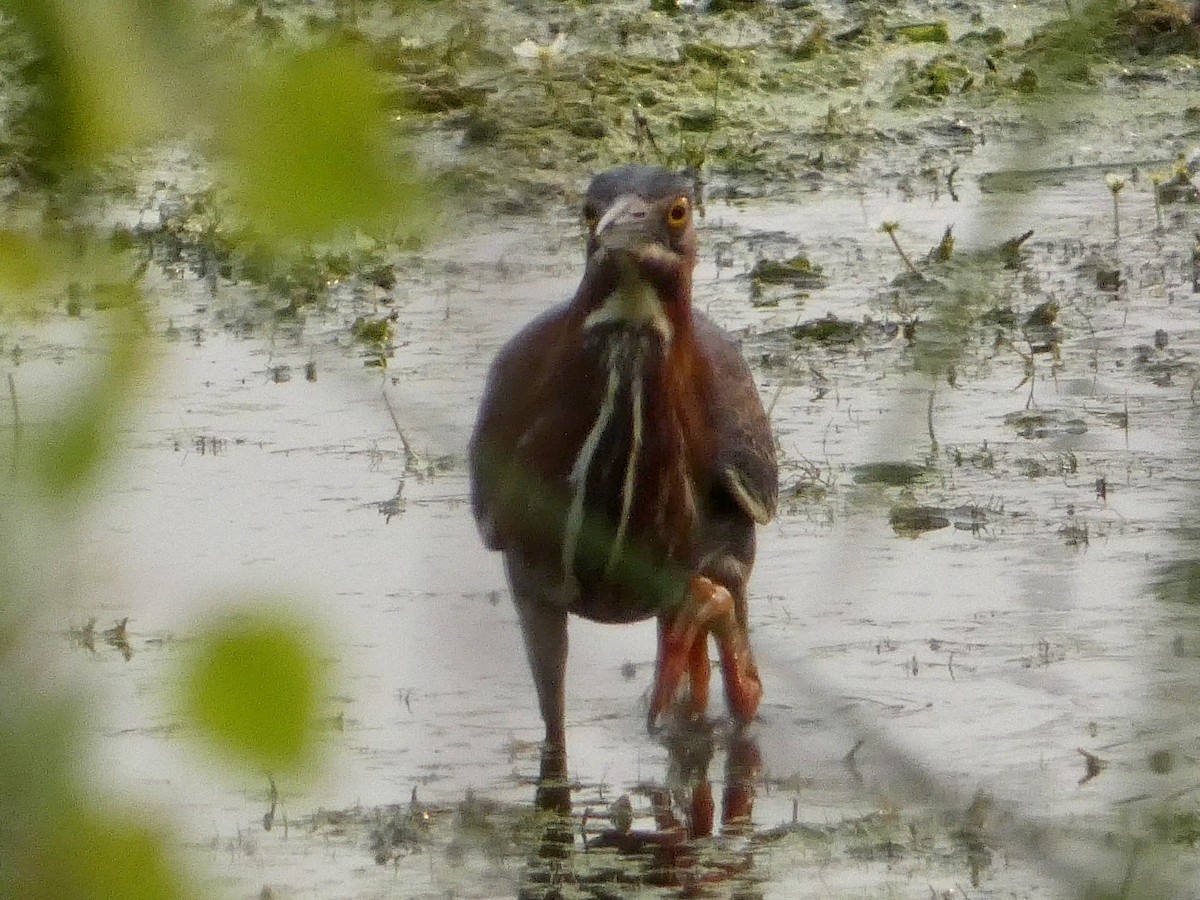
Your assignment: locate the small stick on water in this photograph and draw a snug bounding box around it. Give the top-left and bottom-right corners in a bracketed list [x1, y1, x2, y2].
[881, 222, 923, 279]
[6, 372, 18, 440]
[1192, 232, 1200, 293]
[1123, 392, 1130, 447]
[765, 349, 803, 420]
[842, 738, 865, 786]
[1151, 174, 1164, 231]
[1105, 173, 1125, 241]
[927, 388, 938, 456]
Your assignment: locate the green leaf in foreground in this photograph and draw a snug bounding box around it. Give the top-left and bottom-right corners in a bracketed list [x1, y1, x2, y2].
[0, 0, 192, 166]
[221, 44, 425, 244]
[0, 229, 55, 298]
[180, 608, 326, 774]
[30, 289, 150, 498]
[13, 802, 198, 900]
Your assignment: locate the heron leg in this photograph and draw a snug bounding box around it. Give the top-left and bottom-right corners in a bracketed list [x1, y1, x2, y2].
[509, 568, 570, 812]
[647, 576, 761, 730]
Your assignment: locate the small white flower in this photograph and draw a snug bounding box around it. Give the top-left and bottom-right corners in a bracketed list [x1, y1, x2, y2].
[513, 30, 567, 63]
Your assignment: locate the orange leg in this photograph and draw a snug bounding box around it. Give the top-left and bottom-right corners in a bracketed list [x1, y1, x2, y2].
[716, 618, 761, 724]
[686, 636, 711, 718]
[648, 576, 763, 729]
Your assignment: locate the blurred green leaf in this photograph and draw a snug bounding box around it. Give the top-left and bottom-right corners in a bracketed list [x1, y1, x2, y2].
[0, 0, 193, 166]
[0, 229, 55, 296]
[180, 607, 327, 774]
[221, 44, 423, 243]
[0, 693, 77, 829]
[30, 290, 150, 497]
[15, 803, 198, 900]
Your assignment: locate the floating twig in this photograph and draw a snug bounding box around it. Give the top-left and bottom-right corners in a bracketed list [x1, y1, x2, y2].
[881, 222, 923, 279]
[6, 372, 18, 437]
[1104, 173, 1125, 241]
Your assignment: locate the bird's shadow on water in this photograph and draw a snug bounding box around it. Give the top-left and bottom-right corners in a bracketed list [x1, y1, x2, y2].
[522, 722, 764, 898]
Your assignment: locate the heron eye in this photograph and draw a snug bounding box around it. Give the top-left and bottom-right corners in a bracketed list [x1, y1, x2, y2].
[666, 197, 689, 227]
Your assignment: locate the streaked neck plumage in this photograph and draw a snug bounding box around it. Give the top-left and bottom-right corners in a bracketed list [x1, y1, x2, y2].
[559, 247, 708, 591]
[574, 249, 695, 344]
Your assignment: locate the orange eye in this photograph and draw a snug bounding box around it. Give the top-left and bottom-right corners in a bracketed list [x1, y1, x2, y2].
[666, 197, 689, 227]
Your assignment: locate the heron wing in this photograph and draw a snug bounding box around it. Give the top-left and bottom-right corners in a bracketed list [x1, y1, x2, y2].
[468, 303, 573, 550]
[695, 312, 778, 525]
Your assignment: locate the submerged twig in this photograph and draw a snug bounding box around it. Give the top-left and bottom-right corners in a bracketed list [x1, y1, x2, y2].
[381, 380, 415, 466]
[945, 165, 960, 202]
[378, 382, 419, 521]
[264, 774, 279, 831]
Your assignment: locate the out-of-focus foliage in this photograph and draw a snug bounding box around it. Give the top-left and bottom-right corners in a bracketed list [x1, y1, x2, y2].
[0, 0, 189, 168]
[0, 693, 197, 899]
[30, 295, 150, 497]
[181, 607, 328, 774]
[0, 0, 424, 243]
[222, 44, 424, 244]
[17, 803, 198, 900]
[0, 229, 56, 296]
[0, 0, 422, 896]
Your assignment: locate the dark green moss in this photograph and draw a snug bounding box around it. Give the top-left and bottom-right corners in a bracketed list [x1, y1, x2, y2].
[351, 316, 393, 346]
[681, 40, 739, 69]
[790, 315, 860, 345]
[891, 22, 950, 44]
[707, 0, 763, 12]
[462, 115, 502, 146]
[853, 462, 927, 486]
[751, 254, 827, 287]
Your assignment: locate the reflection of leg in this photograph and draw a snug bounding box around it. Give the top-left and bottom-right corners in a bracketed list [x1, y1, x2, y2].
[651, 789, 681, 835]
[722, 731, 761, 833]
[664, 721, 716, 839]
[690, 777, 714, 838]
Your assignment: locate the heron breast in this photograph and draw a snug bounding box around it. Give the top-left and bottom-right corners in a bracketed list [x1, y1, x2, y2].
[561, 328, 693, 593]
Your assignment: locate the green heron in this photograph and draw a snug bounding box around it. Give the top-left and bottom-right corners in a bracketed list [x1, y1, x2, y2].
[469, 165, 777, 797]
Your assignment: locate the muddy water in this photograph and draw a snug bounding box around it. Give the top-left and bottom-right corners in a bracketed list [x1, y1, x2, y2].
[12, 147, 1200, 899]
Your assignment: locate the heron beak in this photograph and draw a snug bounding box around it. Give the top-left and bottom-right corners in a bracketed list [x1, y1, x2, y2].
[595, 194, 657, 254]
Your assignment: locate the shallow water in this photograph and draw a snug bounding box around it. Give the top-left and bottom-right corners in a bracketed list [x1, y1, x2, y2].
[3, 2, 1200, 889]
[3, 145, 1187, 897]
